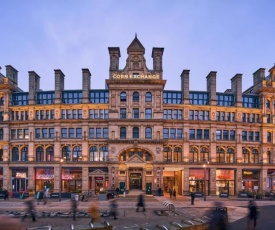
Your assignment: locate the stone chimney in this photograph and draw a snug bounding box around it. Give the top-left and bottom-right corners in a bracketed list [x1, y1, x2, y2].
[28, 71, 41, 105]
[152, 47, 164, 78]
[108, 47, 121, 78]
[82, 68, 91, 103]
[231, 74, 242, 107]
[5, 65, 18, 85]
[206, 71, 217, 105]
[253, 68, 265, 86]
[269, 64, 275, 81]
[54, 69, 65, 104]
[181, 70, 190, 104]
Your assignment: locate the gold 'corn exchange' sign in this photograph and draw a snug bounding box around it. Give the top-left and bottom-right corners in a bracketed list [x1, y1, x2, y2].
[112, 74, 160, 79]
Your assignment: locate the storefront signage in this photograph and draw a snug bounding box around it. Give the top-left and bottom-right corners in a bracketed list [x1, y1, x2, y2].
[219, 192, 229, 197]
[238, 192, 248, 198]
[243, 171, 253, 175]
[36, 174, 54, 180]
[112, 74, 160, 79]
[16, 172, 26, 178]
[95, 177, 103, 181]
[62, 174, 74, 180]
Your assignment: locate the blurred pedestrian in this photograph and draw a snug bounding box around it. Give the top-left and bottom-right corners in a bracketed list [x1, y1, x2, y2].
[136, 193, 145, 212]
[208, 202, 228, 230]
[116, 187, 119, 197]
[110, 199, 118, 219]
[21, 198, 36, 222]
[71, 197, 78, 221]
[169, 188, 172, 199]
[43, 188, 49, 205]
[88, 201, 100, 224]
[3, 189, 9, 200]
[191, 191, 195, 205]
[173, 189, 176, 200]
[247, 200, 259, 230]
[36, 190, 44, 205]
[158, 187, 162, 196]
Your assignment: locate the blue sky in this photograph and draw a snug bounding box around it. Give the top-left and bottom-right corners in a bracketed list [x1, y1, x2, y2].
[0, 0, 274, 92]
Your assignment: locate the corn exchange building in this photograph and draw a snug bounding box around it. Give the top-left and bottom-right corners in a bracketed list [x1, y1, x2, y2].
[0, 36, 275, 198]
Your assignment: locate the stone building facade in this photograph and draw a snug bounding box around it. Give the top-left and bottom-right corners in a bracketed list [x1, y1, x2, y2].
[0, 35, 275, 197]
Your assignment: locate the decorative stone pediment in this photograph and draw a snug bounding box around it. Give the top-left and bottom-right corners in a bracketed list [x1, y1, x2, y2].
[90, 169, 106, 175]
[127, 154, 145, 163]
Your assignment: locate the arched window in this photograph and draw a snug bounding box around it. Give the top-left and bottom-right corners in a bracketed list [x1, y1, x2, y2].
[200, 147, 209, 162]
[0, 97, 4, 106]
[89, 146, 98, 161]
[216, 147, 225, 163]
[173, 147, 182, 162]
[267, 151, 271, 163]
[266, 99, 271, 108]
[120, 152, 126, 161]
[145, 152, 152, 161]
[145, 127, 152, 139]
[242, 148, 249, 163]
[100, 146, 108, 161]
[120, 127, 126, 139]
[226, 148, 235, 163]
[72, 146, 82, 162]
[189, 146, 198, 162]
[46, 146, 54, 161]
[36, 147, 44, 161]
[251, 149, 259, 163]
[21, 147, 28, 161]
[163, 147, 172, 162]
[120, 92, 127, 102]
[133, 127, 139, 138]
[12, 147, 19, 161]
[62, 146, 71, 161]
[145, 92, 152, 102]
[133, 92, 139, 102]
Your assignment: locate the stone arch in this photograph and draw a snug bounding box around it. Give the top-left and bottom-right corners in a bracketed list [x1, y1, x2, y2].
[117, 145, 156, 162]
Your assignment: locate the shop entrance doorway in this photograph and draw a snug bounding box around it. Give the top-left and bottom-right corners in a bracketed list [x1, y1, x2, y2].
[130, 173, 142, 190]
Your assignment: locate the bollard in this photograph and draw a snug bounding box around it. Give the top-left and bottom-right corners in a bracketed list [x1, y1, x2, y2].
[71, 224, 74, 230]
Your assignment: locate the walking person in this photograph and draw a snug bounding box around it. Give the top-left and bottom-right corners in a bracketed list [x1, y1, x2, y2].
[169, 188, 172, 199]
[173, 189, 176, 200]
[3, 189, 9, 200]
[88, 201, 100, 224]
[110, 199, 118, 219]
[136, 193, 145, 212]
[43, 188, 49, 205]
[36, 190, 44, 205]
[191, 191, 195, 205]
[21, 198, 36, 222]
[247, 200, 259, 230]
[115, 187, 119, 197]
[71, 197, 78, 221]
[158, 187, 162, 196]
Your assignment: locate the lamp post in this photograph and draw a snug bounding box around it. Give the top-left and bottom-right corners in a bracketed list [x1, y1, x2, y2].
[59, 159, 63, 202]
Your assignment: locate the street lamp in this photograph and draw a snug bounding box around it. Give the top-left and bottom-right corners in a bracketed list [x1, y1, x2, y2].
[59, 159, 64, 202]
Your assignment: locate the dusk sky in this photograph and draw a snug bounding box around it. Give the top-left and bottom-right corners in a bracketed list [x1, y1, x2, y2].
[0, 0, 274, 93]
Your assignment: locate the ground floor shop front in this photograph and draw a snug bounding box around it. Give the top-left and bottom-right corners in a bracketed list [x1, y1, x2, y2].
[0, 165, 273, 197]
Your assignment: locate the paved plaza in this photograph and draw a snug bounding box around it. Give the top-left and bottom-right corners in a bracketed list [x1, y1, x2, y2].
[0, 194, 274, 229]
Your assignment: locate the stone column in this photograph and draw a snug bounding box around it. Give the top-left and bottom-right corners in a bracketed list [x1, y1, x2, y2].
[28, 167, 35, 190]
[236, 168, 243, 194]
[82, 167, 89, 193]
[210, 168, 216, 195]
[183, 167, 190, 195]
[260, 169, 267, 195]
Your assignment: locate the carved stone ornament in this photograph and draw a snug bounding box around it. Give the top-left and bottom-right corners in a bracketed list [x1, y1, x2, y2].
[110, 147, 116, 153]
[127, 155, 144, 163]
[156, 147, 161, 154]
